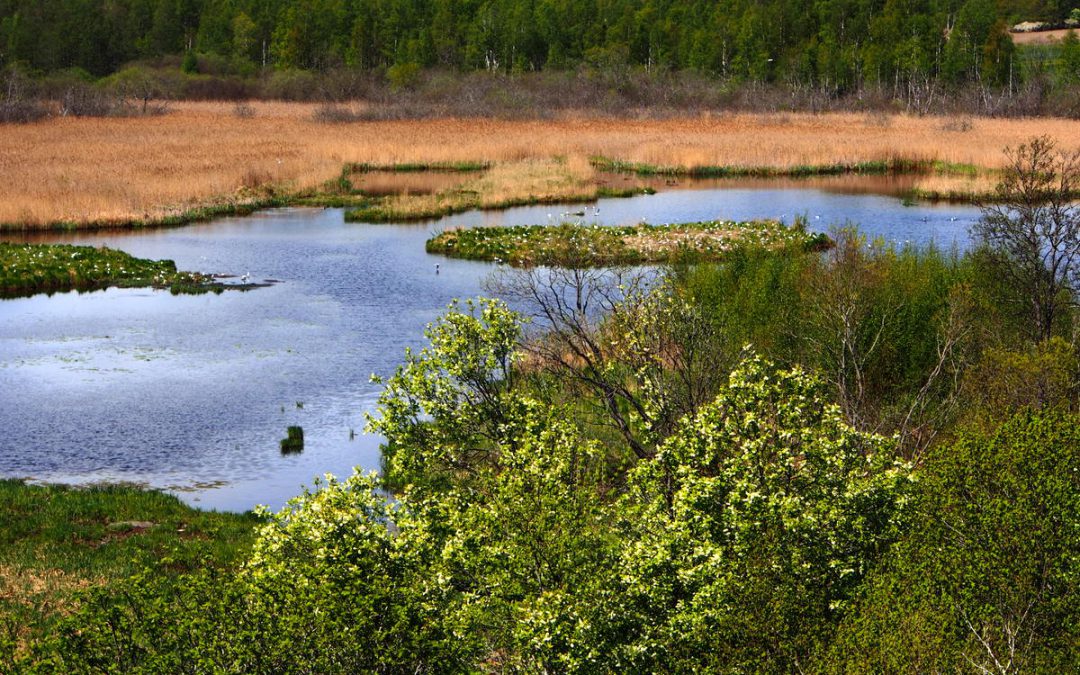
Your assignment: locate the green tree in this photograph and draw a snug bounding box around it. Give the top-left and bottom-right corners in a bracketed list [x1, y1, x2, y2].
[231, 11, 258, 63]
[827, 412, 1080, 672]
[606, 353, 913, 671]
[1059, 28, 1080, 84]
[366, 298, 523, 489]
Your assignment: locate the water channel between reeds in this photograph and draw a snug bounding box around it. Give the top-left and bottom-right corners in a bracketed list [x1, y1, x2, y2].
[0, 177, 981, 512]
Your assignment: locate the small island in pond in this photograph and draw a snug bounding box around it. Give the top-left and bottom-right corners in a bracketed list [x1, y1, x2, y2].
[0, 242, 250, 299]
[426, 219, 832, 267]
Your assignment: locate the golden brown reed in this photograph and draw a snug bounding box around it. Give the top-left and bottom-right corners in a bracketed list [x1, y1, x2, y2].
[2, 101, 1078, 228]
[910, 173, 999, 201]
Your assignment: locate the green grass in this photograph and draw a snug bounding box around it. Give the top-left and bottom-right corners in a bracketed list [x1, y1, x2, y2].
[0, 242, 236, 298]
[0, 479, 261, 659]
[929, 160, 983, 176]
[589, 156, 930, 178]
[426, 220, 830, 267]
[344, 161, 492, 173]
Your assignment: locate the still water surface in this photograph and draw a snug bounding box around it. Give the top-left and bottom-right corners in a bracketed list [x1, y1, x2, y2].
[0, 182, 981, 511]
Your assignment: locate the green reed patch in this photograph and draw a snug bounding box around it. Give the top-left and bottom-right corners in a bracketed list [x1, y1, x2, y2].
[426, 220, 830, 267]
[0, 243, 230, 298]
[280, 426, 305, 454]
[589, 156, 930, 178]
[344, 161, 491, 173]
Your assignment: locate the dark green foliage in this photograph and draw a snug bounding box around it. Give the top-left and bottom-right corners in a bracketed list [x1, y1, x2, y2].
[590, 156, 930, 178]
[678, 243, 811, 361]
[279, 425, 304, 453]
[30, 475, 473, 673]
[180, 49, 197, 74]
[825, 413, 1080, 672]
[0, 0, 1072, 94]
[1060, 29, 1080, 84]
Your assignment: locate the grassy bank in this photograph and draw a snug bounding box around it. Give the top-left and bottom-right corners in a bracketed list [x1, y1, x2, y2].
[589, 156, 934, 178]
[0, 196, 292, 233]
[0, 480, 260, 660]
[0, 242, 239, 298]
[426, 219, 830, 267]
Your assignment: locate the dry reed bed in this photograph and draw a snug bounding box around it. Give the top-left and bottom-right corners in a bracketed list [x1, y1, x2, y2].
[2, 101, 1078, 228]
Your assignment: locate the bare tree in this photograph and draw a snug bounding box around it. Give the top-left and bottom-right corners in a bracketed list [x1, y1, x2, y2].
[803, 230, 896, 432]
[974, 136, 1080, 342]
[804, 229, 972, 459]
[487, 265, 727, 460]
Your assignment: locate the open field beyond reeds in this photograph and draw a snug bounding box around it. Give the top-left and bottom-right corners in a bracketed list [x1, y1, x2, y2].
[2, 102, 1079, 229]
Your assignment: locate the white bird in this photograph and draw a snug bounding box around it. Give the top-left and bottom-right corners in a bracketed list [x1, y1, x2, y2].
[241, 272, 251, 283]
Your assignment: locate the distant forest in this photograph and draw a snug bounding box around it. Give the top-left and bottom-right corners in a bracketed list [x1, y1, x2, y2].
[1, 0, 1078, 89]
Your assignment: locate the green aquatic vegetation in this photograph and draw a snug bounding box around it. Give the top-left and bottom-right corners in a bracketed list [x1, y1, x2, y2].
[280, 426, 304, 454]
[425, 220, 830, 267]
[929, 159, 982, 176]
[0, 243, 234, 298]
[590, 156, 930, 178]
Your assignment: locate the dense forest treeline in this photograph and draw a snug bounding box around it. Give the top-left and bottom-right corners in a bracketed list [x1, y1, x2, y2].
[2, 0, 1079, 91]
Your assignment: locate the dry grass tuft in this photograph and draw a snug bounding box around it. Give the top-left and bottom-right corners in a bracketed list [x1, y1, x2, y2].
[0, 565, 100, 609]
[909, 173, 998, 200]
[1, 102, 1078, 228]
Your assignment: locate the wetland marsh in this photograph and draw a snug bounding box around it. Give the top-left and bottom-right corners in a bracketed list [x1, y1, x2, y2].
[0, 183, 980, 512]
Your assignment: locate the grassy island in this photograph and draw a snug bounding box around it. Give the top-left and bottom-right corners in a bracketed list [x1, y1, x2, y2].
[0, 243, 240, 298]
[426, 219, 831, 267]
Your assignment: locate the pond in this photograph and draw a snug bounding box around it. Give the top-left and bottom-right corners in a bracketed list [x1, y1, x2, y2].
[0, 180, 982, 512]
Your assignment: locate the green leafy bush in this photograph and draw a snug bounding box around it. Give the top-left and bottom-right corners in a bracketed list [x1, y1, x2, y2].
[826, 412, 1080, 672]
